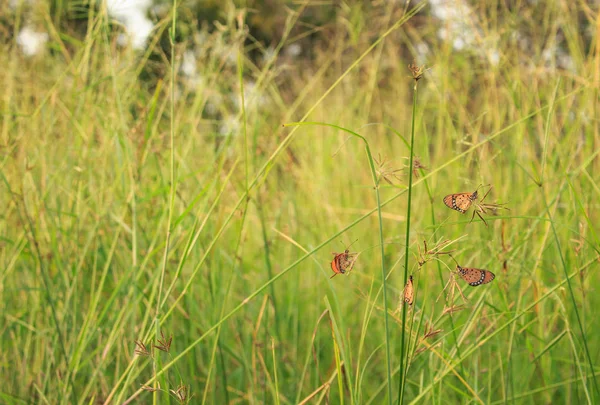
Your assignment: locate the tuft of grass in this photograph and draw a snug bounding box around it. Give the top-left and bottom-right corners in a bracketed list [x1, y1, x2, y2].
[1, 1, 600, 404]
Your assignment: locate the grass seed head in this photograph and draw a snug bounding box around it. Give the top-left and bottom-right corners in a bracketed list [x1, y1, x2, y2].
[154, 330, 173, 353]
[134, 340, 152, 357]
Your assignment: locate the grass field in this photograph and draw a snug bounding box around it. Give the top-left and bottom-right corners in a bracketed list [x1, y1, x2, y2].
[1, 1, 600, 404]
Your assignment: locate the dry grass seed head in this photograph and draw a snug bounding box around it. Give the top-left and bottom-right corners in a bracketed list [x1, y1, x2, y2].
[570, 222, 585, 256]
[412, 157, 428, 178]
[436, 271, 468, 306]
[170, 384, 192, 404]
[154, 330, 173, 353]
[141, 383, 161, 392]
[408, 61, 427, 81]
[423, 323, 442, 339]
[442, 304, 467, 315]
[375, 154, 403, 185]
[470, 186, 509, 227]
[414, 341, 441, 356]
[399, 156, 428, 179]
[417, 238, 459, 267]
[134, 340, 152, 357]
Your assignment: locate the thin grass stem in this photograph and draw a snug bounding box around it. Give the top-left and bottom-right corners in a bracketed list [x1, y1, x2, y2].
[397, 73, 419, 405]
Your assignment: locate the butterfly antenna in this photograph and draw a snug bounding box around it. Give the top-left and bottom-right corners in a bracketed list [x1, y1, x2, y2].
[345, 238, 359, 250]
[448, 254, 461, 267]
[339, 238, 358, 248]
[330, 273, 338, 279]
[473, 183, 492, 199]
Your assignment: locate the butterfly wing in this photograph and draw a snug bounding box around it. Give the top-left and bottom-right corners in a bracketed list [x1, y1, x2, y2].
[330, 253, 344, 278]
[403, 275, 414, 305]
[481, 270, 495, 284]
[331, 250, 357, 278]
[443, 194, 457, 210]
[455, 194, 474, 212]
[458, 266, 495, 286]
[443, 193, 474, 213]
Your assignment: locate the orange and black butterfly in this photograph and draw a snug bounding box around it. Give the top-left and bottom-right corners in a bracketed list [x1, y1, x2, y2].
[443, 190, 479, 213]
[456, 265, 495, 286]
[403, 275, 414, 305]
[330, 242, 358, 279]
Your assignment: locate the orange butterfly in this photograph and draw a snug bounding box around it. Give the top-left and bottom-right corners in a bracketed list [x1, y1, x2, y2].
[403, 275, 414, 305]
[443, 190, 479, 213]
[445, 185, 509, 227]
[456, 265, 495, 286]
[330, 241, 358, 279]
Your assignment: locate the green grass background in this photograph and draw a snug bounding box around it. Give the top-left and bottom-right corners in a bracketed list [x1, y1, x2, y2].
[1, 1, 599, 404]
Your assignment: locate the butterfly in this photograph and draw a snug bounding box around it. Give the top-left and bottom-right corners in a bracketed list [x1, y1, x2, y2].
[330, 245, 358, 279]
[456, 265, 495, 286]
[443, 190, 479, 213]
[403, 275, 414, 305]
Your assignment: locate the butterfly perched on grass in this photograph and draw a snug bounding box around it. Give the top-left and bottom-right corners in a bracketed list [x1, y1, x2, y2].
[444, 185, 508, 226]
[403, 275, 414, 305]
[330, 240, 358, 279]
[456, 265, 495, 286]
[446, 256, 496, 289]
[443, 189, 480, 213]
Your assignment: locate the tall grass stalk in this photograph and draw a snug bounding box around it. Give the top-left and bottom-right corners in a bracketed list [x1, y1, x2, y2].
[375, 154, 394, 405]
[397, 70, 419, 404]
[153, 3, 178, 400]
[542, 191, 599, 399]
[333, 328, 345, 404]
[272, 337, 281, 405]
